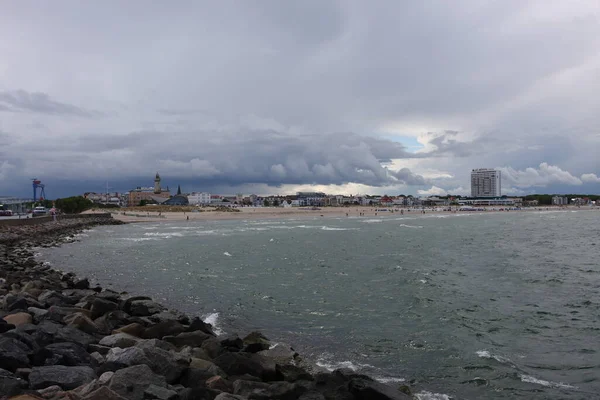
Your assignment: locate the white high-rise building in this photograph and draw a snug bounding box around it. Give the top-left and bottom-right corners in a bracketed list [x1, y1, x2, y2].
[471, 169, 501, 197]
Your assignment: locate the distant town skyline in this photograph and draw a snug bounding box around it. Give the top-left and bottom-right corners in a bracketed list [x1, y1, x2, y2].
[1, 2, 599, 198]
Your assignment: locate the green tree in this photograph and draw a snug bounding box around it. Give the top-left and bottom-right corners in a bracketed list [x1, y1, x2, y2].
[55, 196, 94, 214]
[273, 199, 279, 207]
[263, 199, 270, 207]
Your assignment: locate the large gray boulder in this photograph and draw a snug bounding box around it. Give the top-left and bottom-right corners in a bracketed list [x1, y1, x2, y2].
[247, 381, 309, 400]
[164, 330, 212, 348]
[99, 332, 141, 348]
[106, 344, 189, 383]
[108, 364, 168, 400]
[348, 377, 411, 399]
[44, 342, 92, 366]
[214, 352, 277, 381]
[55, 325, 98, 347]
[106, 347, 151, 366]
[0, 337, 31, 371]
[90, 297, 119, 319]
[29, 365, 96, 390]
[128, 299, 164, 316]
[0, 368, 27, 396]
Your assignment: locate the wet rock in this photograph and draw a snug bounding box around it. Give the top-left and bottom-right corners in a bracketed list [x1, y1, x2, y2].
[164, 330, 212, 348]
[143, 384, 178, 400]
[0, 336, 31, 371]
[248, 381, 309, 400]
[135, 338, 176, 352]
[73, 278, 90, 290]
[242, 331, 270, 353]
[221, 336, 244, 352]
[214, 353, 277, 381]
[277, 364, 313, 382]
[90, 297, 119, 319]
[127, 299, 164, 317]
[114, 322, 145, 337]
[143, 321, 185, 339]
[64, 312, 98, 334]
[148, 310, 190, 325]
[201, 338, 224, 359]
[99, 332, 141, 348]
[187, 317, 216, 336]
[348, 377, 411, 399]
[108, 364, 168, 400]
[258, 343, 298, 364]
[44, 342, 92, 366]
[3, 312, 33, 327]
[29, 365, 96, 390]
[0, 367, 27, 396]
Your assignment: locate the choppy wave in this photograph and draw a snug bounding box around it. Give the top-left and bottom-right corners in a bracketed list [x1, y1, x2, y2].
[399, 224, 423, 229]
[520, 374, 577, 389]
[476, 350, 513, 365]
[415, 391, 452, 400]
[202, 312, 224, 336]
[316, 357, 376, 372]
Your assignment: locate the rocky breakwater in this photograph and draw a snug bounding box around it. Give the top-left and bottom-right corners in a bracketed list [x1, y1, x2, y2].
[0, 217, 414, 400]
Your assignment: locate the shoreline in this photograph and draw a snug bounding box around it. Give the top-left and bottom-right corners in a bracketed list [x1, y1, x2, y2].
[87, 205, 598, 223]
[0, 216, 415, 399]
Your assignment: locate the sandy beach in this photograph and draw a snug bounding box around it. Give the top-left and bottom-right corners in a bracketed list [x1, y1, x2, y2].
[85, 205, 595, 223]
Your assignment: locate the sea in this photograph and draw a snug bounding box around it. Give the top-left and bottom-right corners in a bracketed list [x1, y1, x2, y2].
[39, 210, 600, 399]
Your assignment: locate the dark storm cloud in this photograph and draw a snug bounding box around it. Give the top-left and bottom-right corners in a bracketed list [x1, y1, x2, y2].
[0, 90, 100, 118]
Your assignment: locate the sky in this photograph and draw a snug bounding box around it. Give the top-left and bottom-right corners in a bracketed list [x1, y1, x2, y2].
[1, 1, 599, 198]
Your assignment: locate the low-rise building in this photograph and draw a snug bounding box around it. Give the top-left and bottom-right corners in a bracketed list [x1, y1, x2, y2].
[552, 196, 568, 205]
[188, 192, 212, 205]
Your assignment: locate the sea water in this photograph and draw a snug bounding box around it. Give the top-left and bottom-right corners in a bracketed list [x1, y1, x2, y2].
[41, 210, 600, 399]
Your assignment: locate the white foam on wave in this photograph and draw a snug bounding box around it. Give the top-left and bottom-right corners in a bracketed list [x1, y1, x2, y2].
[223, 252, 232, 257]
[415, 391, 452, 400]
[321, 226, 356, 231]
[316, 357, 376, 372]
[476, 350, 512, 364]
[520, 374, 577, 389]
[144, 232, 185, 238]
[202, 312, 224, 336]
[374, 376, 406, 384]
[123, 237, 161, 242]
[363, 219, 384, 223]
[399, 224, 423, 229]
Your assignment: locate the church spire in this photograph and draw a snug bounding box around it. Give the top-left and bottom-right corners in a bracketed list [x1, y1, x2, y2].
[177, 185, 182, 195]
[154, 172, 161, 194]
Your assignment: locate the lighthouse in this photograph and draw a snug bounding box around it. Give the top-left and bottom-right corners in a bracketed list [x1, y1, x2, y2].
[154, 172, 161, 194]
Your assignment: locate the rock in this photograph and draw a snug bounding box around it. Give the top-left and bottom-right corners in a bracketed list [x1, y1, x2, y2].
[178, 387, 221, 400]
[94, 310, 133, 334]
[148, 310, 190, 325]
[36, 384, 62, 399]
[28, 320, 62, 347]
[179, 368, 217, 390]
[45, 306, 92, 324]
[214, 394, 246, 400]
[73, 278, 90, 290]
[248, 381, 309, 400]
[3, 312, 33, 327]
[140, 345, 189, 383]
[55, 325, 98, 347]
[108, 364, 168, 400]
[348, 377, 411, 399]
[0, 321, 16, 333]
[242, 331, 270, 353]
[258, 343, 298, 364]
[114, 322, 145, 337]
[38, 291, 74, 307]
[214, 352, 278, 381]
[28, 307, 49, 323]
[277, 364, 313, 382]
[99, 332, 141, 348]
[64, 312, 98, 334]
[121, 296, 152, 312]
[15, 368, 32, 380]
[82, 386, 128, 400]
[232, 380, 271, 397]
[106, 347, 152, 366]
[142, 321, 185, 339]
[187, 317, 215, 336]
[3, 329, 40, 353]
[201, 338, 225, 359]
[44, 342, 92, 366]
[221, 336, 244, 352]
[0, 337, 31, 371]
[90, 351, 104, 366]
[90, 297, 119, 319]
[143, 384, 178, 400]
[94, 289, 122, 303]
[128, 299, 164, 317]
[0, 367, 27, 396]
[29, 365, 96, 390]
[3, 395, 44, 400]
[298, 392, 326, 400]
[135, 338, 176, 352]
[206, 375, 232, 392]
[88, 344, 112, 355]
[164, 330, 212, 348]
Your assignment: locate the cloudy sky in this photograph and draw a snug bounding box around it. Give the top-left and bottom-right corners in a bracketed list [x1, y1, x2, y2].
[1, 1, 599, 198]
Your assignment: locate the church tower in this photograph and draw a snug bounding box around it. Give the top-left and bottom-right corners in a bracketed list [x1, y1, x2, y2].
[154, 172, 161, 194]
